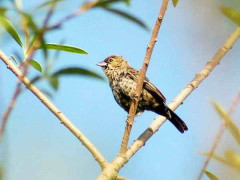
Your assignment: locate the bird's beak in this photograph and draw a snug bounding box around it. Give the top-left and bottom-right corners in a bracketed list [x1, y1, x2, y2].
[96, 61, 107, 67]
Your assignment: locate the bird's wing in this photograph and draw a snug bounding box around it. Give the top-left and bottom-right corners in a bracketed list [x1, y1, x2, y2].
[127, 67, 166, 103]
[143, 78, 166, 103]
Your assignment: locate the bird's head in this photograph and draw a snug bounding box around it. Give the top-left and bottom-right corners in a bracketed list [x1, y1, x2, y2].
[97, 55, 130, 70]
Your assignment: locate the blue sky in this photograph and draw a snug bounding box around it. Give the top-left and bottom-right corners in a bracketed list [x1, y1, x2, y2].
[0, 0, 240, 180]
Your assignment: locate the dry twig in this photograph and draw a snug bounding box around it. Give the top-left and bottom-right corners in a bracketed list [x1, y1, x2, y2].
[120, 0, 170, 154]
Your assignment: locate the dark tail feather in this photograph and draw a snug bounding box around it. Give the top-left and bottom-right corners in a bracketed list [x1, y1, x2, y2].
[160, 106, 188, 133]
[167, 107, 188, 133]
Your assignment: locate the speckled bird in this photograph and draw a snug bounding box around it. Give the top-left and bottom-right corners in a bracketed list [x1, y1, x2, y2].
[97, 55, 188, 133]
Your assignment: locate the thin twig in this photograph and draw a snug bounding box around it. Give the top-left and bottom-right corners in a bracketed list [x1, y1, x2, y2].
[0, 50, 108, 169]
[124, 27, 240, 163]
[0, 56, 31, 141]
[43, 0, 58, 27]
[97, 27, 240, 180]
[228, 92, 240, 116]
[0, 81, 22, 140]
[46, 0, 99, 31]
[197, 92, 240, 180]
[120, 0, 170, 154]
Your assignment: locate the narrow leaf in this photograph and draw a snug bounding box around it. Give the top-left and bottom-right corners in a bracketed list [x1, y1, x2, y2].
[10, 55, 19, 65]
[28, 30, 48, 59]
[203, 153, 230, 166]
[40, 89, 53, 98]
[48, 76, 59, 90]
[36, 0, 64, 9]
[0, 16, 23, 47]
[30, 75, 43, 84]
[27, 59, 43, 72]
[224, 150, 240, 168]
[38, 43, 88, 54]
[228, 120, 240, 145]
[221, 7, 240, 26]
[204, 171, 219, 180]
[0, 8, 7, 16]
[211, 153, 240, 169]
[213, 102, 240, 145]
[172, 0, 179, 7]
[103, 8, 148, 30]
[96, 0, 129, 7]
[52, 67, 104, 80]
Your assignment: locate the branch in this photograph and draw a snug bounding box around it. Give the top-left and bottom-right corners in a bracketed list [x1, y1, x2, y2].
[96, 27, 240, 179]
[0, 81, 22, 140]
[124, 27, 240, 164]
[46, 0, 99, 31]
[197, 92, 240, 180]
[120, 0, 170, 153]
[0, 50, 107, 169]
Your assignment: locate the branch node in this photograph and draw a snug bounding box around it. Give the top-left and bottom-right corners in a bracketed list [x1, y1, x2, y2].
[158, 16, 163, 20]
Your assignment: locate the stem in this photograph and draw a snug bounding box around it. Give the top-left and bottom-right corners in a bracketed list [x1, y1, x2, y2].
[197, 92, 240, 180]
[46, 0, 99, 31]
[120, 0, 170, 154]
[0, 81, 22, 140]
[125, 27, 240, 162]
[0, 50, 107, 169]
[96, 27, 240, 180]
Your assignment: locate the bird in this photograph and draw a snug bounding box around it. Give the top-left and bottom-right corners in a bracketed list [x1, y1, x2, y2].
[97, 55, 188, 133]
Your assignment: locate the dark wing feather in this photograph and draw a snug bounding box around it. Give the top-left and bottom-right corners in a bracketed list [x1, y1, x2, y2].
[144, 78, 166, 103]
[127, 67, 166, 103]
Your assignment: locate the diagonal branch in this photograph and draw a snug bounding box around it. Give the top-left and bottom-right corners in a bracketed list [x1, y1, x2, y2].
[96, 27, 240, 178]
[123, 26, 240, 165]
[120, 0, 170, 154]
[0, 50, 108, 169]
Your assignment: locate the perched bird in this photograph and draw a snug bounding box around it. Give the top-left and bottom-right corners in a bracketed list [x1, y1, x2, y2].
[97, 55, 188, 133]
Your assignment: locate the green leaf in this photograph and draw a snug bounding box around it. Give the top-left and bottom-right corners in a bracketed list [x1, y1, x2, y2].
[10, 55, 19, 65]
[30, 75, 43, 84]
[103, 7, 148, 30]
[0, 16, 23, 47]
[0, 165, 4, 180]
[213, 102, 240, 145]
[36, 0, 65, 9]
[27, 59, 43, 72]
[204, 170, 219, 180]
[96, 0, 130, 7]
[208, 153, 240, 170]
[224, 150, 240, 168]
[172, 0, 179, 7]
[221, 7, 240, 26]
[28, 30, 48, 59]
[52, 67, 104, 80]
[38, 43, 88, 54]
[21, 12, 39, 32]
[40, 89, 53, 98]
[48, 76, 59, 90]
[0, 8, 7, 16]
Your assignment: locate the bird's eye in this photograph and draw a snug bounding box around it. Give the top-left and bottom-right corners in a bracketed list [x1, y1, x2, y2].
[109, 58, 113, 63]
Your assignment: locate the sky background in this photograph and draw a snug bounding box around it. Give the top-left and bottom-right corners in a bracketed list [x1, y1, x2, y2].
[0, 0, 240, 180]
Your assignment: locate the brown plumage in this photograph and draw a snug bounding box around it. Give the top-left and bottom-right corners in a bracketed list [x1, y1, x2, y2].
[97, 55, 188, 133]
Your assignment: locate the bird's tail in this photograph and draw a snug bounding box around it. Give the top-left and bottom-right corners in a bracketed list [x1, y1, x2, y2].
[157, 106, 188, 133]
